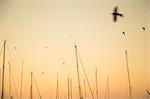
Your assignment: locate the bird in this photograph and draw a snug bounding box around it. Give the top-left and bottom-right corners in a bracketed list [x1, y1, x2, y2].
[42, 72, 44, 75]
[112, 6, 124, 22]
[142, 27, 145, 31]
[146, 89, 150, 96]
[14, 46, 16, 50]
[122, 31, 125, 35]
[62, 62, 65, 65]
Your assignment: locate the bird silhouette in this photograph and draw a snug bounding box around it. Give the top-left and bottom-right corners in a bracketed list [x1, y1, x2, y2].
[42, 72, 44, 75]
[122, 31, 125, 35]
[146, 89, 150, 96]
[112, 6, 124, 22]
[14, 46, 16, 50]
[142, 27, 145, 31]
[62, 62, 65, 65]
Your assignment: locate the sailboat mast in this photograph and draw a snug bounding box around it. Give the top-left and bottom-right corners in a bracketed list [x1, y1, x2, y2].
[75, 45, 83, 99]
[20, 60, 24, 99]
[30, 72, 33, 99]
[107, 76, 109, 99]
[1, 40, 6, 99]
[0, 68, 1, 94]
[125, 50, 132, 99]
[104, 76, 109, 99]
[95, 68, 98, 99]
[8, 62, 12, 99]
[70, 79, 72, 99]
[68, 77, 70, 99]
[56, 72, 59, 99]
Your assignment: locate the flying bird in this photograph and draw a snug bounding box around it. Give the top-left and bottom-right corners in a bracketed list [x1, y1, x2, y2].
[122, 31, 125, 35]
[62, 62, 65, 65]
[42, 72, 44, 75]
[14, 46, 16, 50]
[142, 27, 145, 31]
[146, 89, 150, 96]
[112, 6, 124, 22]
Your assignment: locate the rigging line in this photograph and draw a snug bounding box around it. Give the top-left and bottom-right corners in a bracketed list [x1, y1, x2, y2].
[34, 77, 42, 99]
[77, 50, 94, 99]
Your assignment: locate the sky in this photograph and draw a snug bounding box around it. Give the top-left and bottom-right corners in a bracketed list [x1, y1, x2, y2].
[0, 0, 150, 99]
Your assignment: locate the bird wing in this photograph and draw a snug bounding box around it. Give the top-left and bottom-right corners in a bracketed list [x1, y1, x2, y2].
[120, 13, 124, 17]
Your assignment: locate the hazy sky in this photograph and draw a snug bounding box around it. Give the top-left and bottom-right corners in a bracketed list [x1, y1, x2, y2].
[0, 0, 150, 99]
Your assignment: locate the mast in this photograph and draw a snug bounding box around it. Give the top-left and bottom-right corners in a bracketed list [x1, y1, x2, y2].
[105, 76, 109, 99]
[125, 50, 132, 99]
[8, 62, 12, 99]
[70, 79, 72, 99]
[30, 72, 33, 99]
[1, 40, 6, 99]
[0, 68, 1, 97]
[68, 77, 70, 99]
[75, 45, 83, 99]
[95, 68, 98, 99]
[20, 60, 24, 99]
[56, 72, 59, 99]
[107, 76, 109, 99]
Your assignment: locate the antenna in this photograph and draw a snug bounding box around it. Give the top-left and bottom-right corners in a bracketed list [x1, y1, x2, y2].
[75, 45, 83, 99]
[1, 40, 6, 99]
[125, 50, 132, 99]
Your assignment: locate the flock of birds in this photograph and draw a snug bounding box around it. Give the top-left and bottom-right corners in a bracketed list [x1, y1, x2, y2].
[112, 6, 150, 97]
[111, 6, 146, 36]
[10, 5, 149, 96]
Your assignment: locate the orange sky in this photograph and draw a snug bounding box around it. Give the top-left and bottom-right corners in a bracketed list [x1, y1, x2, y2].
[0, 0, 150, 99]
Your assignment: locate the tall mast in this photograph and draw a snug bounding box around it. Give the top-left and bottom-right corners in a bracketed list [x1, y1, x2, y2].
[125, 50, 132, 99]
[20, 60, 24, 99]
[68, 77, 70, 99]
[1, 40, 6, 99]
[56, 72, 59, 99]
[95, 68, 98, 99]
[75, 45, 83, 99]
[105, 76, 109, 99]
[70, 79, 72, 99]
[0, 68, 1, 97]
[8, 62, 12, 99]
[107, 76, 109, 99]
[30, 72, 33, 99]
